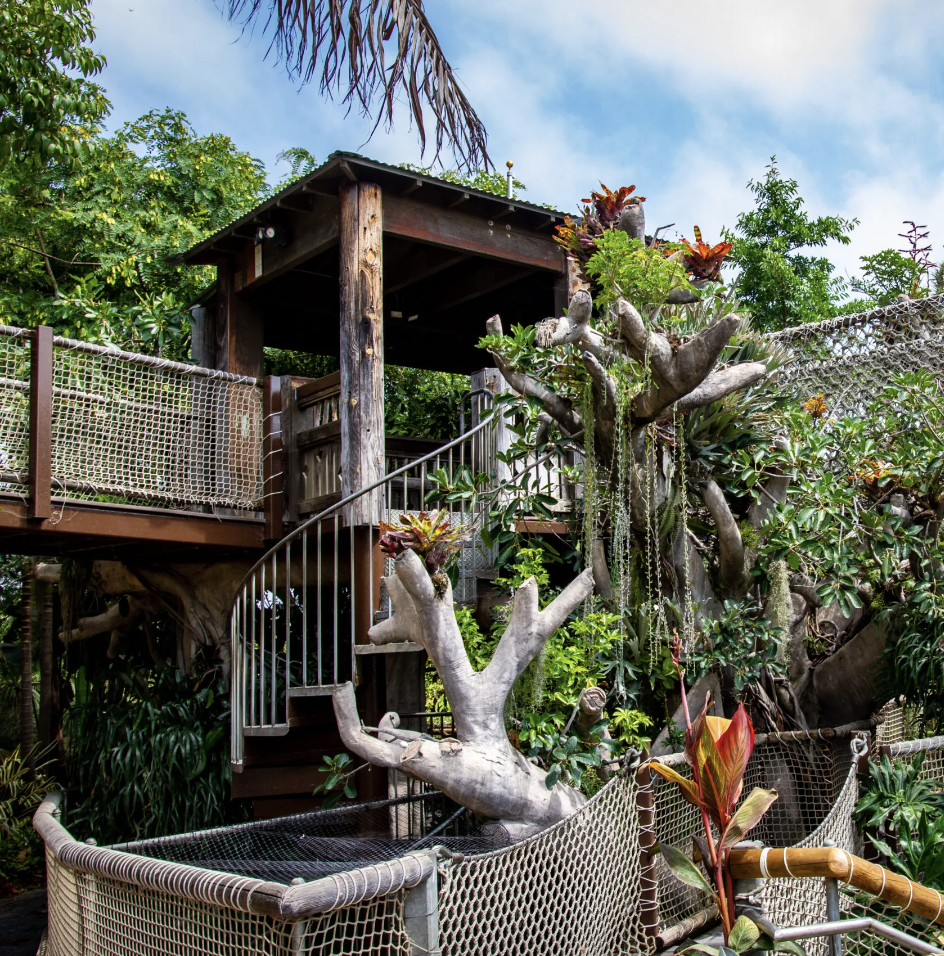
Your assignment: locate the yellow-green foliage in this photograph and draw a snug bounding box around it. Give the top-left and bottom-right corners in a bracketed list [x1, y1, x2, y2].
[585, 231, 694, 312]
[0, 746, 56, 883]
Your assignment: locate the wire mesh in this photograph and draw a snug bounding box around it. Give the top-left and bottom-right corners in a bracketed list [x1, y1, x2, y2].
[437, 771, 651, 956]
[769, 294, 944, 416]
[47, 336, 263, 510]
[110, 792, 508, 885]
[839, 889, 944, 956]
[0, 326, 30, 496]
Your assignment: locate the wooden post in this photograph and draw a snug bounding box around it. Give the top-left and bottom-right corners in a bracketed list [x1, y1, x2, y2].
[29, 325, 52, 520]
[19, 559, 34, 769]
[636, 761, 659, 941]
[263, 376, 283, 541]
[339, 181, 384, 526]
[38, 581, 54, 747]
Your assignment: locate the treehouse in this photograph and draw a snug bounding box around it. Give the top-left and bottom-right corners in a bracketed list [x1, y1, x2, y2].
[0, 152, 578, 815]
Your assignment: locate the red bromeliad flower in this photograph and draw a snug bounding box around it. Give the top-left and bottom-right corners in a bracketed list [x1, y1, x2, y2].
[680, 226, 733, 282]
[554, 183, 646, 258]
[650, 635, 778, 943]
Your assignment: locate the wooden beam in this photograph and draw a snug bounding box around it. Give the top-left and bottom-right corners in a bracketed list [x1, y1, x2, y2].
[242, 198, 340, 291]
[339, 161, 358, 181]
[0, 497, 265, 551]
[28, 326, 52, 520]
[425, 264, 536, 316]
[447, 191, 470, 209]
[384, 247, 469, 295]
[277, 195, 313, 212]
[263, 376, 283, 541]
[216, 258, 264, 377]
[339, 181, 384, 526]
[401, 178, 423, 196]
[383, 194, 564, 271]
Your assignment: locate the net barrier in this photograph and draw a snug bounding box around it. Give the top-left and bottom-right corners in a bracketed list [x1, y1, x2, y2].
[39, 726, 936, 956]
[768, 293, 944, 417]
[0, 325, 264, 511]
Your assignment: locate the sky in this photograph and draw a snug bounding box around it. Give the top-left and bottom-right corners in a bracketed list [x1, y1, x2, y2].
[89, 0, 944, 285]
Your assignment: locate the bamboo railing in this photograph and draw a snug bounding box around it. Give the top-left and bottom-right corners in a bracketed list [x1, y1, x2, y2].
[728, 847, 944, 927]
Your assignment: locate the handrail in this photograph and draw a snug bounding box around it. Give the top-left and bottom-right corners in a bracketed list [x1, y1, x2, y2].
[232, 409, 498, 597]
[728, 846, 944, 927]
[34, 790, 434, 920]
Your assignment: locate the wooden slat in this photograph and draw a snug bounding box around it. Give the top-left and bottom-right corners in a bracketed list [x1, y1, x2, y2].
[28, 326, 53, 520]
[383, 193, 564, 271]
[728, 847, 944, 926]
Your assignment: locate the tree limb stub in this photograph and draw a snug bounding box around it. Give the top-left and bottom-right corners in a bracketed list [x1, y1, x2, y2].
[534, 290, 608, 362]
[617, 299, 741, 422]
[674, 362, 768, 413]
[700, 478, 746, 594]
[486, 315, 583, 436]
[59, 595, 155, 644]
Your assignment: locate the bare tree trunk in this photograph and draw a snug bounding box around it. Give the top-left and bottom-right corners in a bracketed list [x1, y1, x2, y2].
[38, 579, 54, 747]
[19, 559, 34, 771]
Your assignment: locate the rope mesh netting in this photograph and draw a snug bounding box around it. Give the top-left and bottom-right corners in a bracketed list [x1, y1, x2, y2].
[651, 735, 859, 935]
[111, 792, 508, 885]
[0, 325, 264, 511]
[0, 326, 31, 495]
[437, 772, 649, 956]
[769, 294, 944, 414]
[50, 338, 263, 509]
[43, 847, 414, 956]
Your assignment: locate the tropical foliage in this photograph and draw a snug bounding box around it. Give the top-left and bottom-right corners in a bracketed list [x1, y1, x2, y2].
[0, 745, 56, 887]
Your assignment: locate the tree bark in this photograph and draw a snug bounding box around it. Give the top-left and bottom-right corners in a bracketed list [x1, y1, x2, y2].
[336, 549, 595, 835]
[19, 560, 34, 768]
[38, 581, 54, 747]
[339, 180, 384, 525]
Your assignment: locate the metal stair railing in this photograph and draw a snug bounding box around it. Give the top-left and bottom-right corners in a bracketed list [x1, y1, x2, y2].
[230, 411, 501, 766]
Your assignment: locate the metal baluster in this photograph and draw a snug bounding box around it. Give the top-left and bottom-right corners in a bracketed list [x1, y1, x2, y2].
[317, 520, 323, 686]
[257, 564, 264, 725]
[285, 541, 291, 701]
[270, 551, 277, 726]
[333, 513, 339, 686]
[349, 521, 355, 677]
[302, 529, 308, 687]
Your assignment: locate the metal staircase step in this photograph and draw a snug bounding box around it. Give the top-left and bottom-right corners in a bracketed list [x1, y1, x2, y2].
[287, 684, 347, 697]
[354, 642, 424, 655]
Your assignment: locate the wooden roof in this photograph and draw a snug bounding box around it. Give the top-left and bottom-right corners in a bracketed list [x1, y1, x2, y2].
[182, 153, 569, 373]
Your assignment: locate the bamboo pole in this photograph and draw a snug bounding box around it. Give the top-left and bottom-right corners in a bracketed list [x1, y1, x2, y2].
[728, 847, 944, 926]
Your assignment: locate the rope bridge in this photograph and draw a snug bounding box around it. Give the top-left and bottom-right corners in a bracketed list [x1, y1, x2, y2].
[0, 325, 264, 511]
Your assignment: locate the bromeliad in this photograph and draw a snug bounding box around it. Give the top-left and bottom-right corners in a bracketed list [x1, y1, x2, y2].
[650, 635, 778, 944]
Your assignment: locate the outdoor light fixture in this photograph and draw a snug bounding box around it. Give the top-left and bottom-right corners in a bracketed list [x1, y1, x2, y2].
[254, 225, 276, 245]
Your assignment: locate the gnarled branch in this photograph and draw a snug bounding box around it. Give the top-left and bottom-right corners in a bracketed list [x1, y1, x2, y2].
[700, 478, 745, 594]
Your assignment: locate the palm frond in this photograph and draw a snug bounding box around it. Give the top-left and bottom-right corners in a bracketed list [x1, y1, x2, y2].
[226, 0, 490, 170]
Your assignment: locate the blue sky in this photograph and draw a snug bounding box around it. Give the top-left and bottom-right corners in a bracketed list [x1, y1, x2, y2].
[90, 0, 944, 285]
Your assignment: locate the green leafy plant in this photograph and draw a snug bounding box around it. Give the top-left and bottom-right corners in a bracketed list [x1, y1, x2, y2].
[688, 601, 784, 695]
[312, 753, 366, 810]
[651, 638, 779, 943]
[869, 813, 944, 891]
[0, 745, 56, 886]
[854, 754, 944, 834]
[66, 662, 245, 844]
[554, 183, 644, 258]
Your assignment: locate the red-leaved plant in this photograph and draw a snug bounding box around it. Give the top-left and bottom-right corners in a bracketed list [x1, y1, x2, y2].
[378, 510, 471, 596]
[650, 636, 779, 946]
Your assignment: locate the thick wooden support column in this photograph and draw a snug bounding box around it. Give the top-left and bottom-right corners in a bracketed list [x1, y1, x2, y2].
[263, 376, 283, 541]
[339, 182, 384, 526]
[215, 258, 264, 377]
[29, 326, 53, 520]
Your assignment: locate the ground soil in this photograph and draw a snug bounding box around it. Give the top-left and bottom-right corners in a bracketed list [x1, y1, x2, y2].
[0, 888, 47, 956]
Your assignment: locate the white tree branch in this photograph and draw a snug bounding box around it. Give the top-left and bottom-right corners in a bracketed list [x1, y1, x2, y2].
[675, 362, 768, 412]
[700, 478, 746, 593]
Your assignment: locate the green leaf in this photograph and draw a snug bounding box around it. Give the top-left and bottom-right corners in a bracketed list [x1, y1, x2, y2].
[773, 941, 807, 956]
[720, 787, 779, 850]
[545, 765, 561, 789]
[728, 916, 761, 954]
[658, 842, 717, 897]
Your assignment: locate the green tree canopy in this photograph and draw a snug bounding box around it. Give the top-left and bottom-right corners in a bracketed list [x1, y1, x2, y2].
[726, 158, 857, 331]
[0, 109, 267, 356]
[0, 0, 109, 168]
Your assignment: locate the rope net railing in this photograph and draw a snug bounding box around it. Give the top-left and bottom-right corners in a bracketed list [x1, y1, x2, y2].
[0, 325, 265, 511]
[36, 729, 944, 956]
[768, 293, 944, 415]
[0, 325, 30, 496]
